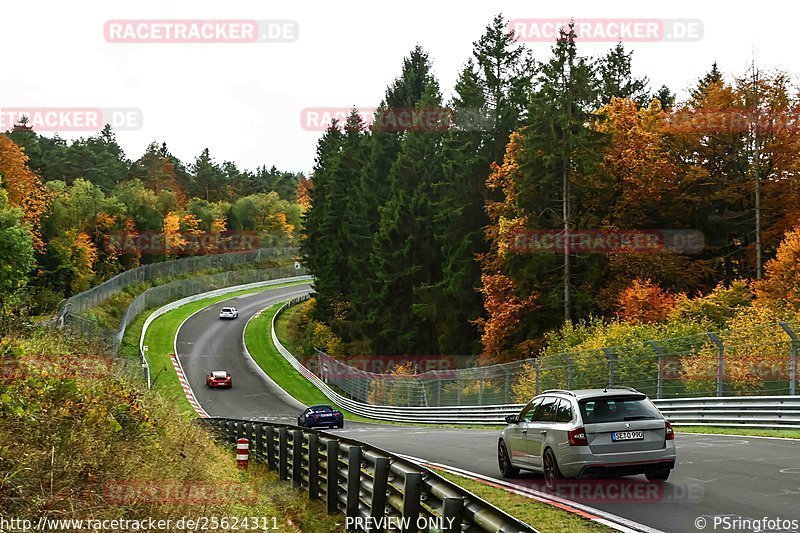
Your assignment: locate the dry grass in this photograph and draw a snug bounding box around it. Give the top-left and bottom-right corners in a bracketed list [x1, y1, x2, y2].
[0, 328, 341, 532]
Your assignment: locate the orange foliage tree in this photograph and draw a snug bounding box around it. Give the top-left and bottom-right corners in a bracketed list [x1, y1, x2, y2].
[755, 226, 800, 314]
[0, 134, 53, 251]
[473, 274, 539, 365]
[593, 98, 680, 226]
[163, 212, 202, 256]
[296, 175, 312, 211]
[616, 278, 681, 324]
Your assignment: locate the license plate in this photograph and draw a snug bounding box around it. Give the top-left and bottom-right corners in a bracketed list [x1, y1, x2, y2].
[612, 430, 644, 442]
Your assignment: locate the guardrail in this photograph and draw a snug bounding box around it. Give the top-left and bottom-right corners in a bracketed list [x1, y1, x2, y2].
[140, 274, 312, 387]
[199, 417, 535, 533]
[54, 247, 301, 385]
[271, 295, 800, 428]
[653, 396, 800, 429]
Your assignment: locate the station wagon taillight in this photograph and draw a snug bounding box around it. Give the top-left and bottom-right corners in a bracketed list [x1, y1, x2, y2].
[665, 421, 674, 440]
[568, 427, 588, 446]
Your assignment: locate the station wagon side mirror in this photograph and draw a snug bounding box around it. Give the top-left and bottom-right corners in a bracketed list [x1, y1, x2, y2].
[504, 414, 519, 425]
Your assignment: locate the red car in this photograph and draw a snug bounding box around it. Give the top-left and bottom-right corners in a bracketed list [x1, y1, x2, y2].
[206, 370, 232, 389]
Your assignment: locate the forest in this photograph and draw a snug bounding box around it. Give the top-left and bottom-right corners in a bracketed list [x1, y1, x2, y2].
[301, 15, 800, 368]
[0, 121, 309, 317]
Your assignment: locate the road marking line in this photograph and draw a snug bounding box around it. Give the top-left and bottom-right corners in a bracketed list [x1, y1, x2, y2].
[397, 453, 664, 533]
[168, 352, 209, 418]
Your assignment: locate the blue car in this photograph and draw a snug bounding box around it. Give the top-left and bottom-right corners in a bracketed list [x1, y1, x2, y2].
[298, 405, 344, 429]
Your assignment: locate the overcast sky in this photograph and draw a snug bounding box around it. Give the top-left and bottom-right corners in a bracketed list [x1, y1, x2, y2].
[1, 0, 792, 175]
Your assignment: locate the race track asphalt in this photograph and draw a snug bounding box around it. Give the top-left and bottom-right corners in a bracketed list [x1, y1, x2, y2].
[175, 287, 800, 533]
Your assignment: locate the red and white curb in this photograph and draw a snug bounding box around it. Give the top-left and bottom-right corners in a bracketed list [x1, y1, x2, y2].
[398, 454, 663, 533]
[169, 352, 209, 418]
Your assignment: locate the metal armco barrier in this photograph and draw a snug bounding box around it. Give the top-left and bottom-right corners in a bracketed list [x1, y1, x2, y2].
[653, 396, 800, 429]
[198, 418, 535, 533]
[270, 296, 800, 428]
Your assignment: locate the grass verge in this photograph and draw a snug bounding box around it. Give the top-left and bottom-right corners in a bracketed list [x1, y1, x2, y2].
[248, 302, 507, 429]
[675, 425, 800, 439]
[245, 303, 379, 424]
[435, 470, 610, 532]
[140, 282, 306, 418]
[0, 327, 341, 532]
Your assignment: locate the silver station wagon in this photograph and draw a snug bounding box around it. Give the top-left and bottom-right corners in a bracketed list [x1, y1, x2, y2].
[498, 388, 676, 488]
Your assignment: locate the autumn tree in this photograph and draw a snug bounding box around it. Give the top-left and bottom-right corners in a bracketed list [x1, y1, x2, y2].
[0, 134, 53, 251]
[473, 273, 539, 364]
[755, 226, 800, 313]
[615, 278, 681, 324]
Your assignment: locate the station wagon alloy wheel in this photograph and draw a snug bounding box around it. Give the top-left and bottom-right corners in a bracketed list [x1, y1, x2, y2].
[498, 440, 519, 478]
[543, 448, 562, 489]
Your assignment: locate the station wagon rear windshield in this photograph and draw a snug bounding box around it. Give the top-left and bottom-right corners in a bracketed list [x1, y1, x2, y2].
[579, 395, 661, 424]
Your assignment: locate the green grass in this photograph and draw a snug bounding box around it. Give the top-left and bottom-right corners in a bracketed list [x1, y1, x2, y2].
[140, 282, 307, 419]
[435, 471, 610, 532]
[675, 425, 800, 439]
[245, 304, 379, 423]
[249, 303, 508, 429]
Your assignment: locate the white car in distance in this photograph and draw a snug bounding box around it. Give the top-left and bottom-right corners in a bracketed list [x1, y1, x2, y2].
[219, 306, 239, 319]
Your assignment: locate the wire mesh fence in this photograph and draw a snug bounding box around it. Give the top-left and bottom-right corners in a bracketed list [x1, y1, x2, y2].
[58, 248, 302, 384]
[58, 247, 298, 319]
[282, 293, 798, 406]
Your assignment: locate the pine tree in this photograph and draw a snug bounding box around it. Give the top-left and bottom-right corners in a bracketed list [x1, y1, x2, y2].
[472, 14, 535, 162]
[654, 84, 676, 109]
[480, 22, 605, 354]
[596, 42, 650, 106]
[348, 47, 440, 342]
[368, 85, 446, 354]
[301, 122, 345, 321]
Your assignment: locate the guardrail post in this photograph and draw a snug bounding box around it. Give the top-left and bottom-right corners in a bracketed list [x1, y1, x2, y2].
[560, 355, 574, 390]
[278, 427, 289, 480]
[442, 497, 464, 533]
[325, 439, 339, 514]
[601, 348, 617, 387]
[402, 472, 423, 533]
[370, 457, 390, 531]
[779, 322, 798, 396]
[292, 429, 304, 489]
[533, 360, 540, 395]
[456, 375, 461, 406]
[478, 371, 484, 405]
[346, 446, 362, 526]
[265, 426, 276, 469]
[308, 433, 319, 499]
[502, 368, 511, 404]
[255, 423, 265, 458]
[707, 333, 725, 397]
[647, 340, 666, 399]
